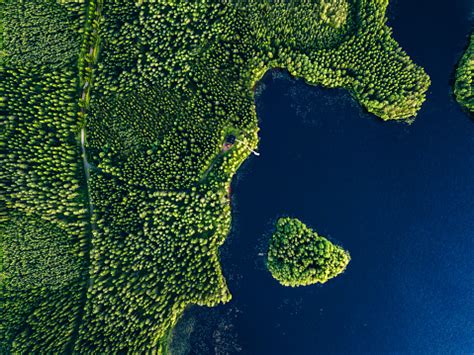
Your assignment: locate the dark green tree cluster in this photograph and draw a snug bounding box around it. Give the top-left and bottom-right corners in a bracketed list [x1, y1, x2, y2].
[454, 33, 473, 113]
[0, 214, 83, 352]
[2, 0, 429, 352]
[0, 0, 84, 69]
[267, 218, 350, 287]
[1, 0, 90, 353]
[75, 182, 233, 351]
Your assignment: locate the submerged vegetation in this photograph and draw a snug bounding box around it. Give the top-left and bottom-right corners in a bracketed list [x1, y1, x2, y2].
[1, 0, 429, 352]
[454, 33, 473, 113]
[267, 218, 350, 287]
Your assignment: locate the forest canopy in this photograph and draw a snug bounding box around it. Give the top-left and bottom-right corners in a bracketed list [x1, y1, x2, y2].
[1, 0, 428, 352]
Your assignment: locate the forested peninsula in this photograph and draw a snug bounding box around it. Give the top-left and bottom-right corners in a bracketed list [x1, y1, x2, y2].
[1, 0, 429, 352]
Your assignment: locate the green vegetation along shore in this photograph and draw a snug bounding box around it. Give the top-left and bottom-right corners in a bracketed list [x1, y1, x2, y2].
[267, 218, 350, 287]
[454, 33, 473, 113]
[1, 0, 429, 352]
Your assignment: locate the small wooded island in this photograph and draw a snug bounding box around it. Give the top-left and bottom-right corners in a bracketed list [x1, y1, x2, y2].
[267, 218, 350, 287]
[454, 33, 473, 112]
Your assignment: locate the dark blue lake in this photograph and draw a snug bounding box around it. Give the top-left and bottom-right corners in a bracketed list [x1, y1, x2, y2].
[172, 0, 474, 353]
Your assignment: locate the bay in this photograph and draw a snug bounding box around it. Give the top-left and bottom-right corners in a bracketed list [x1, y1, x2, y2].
[172, 0, 474, 353]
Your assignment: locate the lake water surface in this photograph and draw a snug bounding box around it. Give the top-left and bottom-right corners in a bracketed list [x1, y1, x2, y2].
[172, 0, 474, 353]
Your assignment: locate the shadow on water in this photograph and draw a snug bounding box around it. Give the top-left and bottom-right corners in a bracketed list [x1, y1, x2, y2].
[172, 1, 474, 353]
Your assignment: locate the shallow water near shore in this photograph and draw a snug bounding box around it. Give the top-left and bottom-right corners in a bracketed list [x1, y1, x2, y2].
[172, 0, 474, 353]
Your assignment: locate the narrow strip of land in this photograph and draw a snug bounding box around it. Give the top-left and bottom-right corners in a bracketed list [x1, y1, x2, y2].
[80, 127, 93, 215]
[66, 1, 103, 351]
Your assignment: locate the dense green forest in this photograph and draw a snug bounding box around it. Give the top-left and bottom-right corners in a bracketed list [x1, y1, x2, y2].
[267, 218, 350, 287]
[1, 0, 429, 352]
[454, 33, 473, 112]
[1, 0, 90, 352]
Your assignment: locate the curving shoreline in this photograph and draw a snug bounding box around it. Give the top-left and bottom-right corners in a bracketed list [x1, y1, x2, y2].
[2, 0, 432, 352]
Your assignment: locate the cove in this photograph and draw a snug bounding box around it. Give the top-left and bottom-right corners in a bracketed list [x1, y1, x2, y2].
[171, 0, 474, 352]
